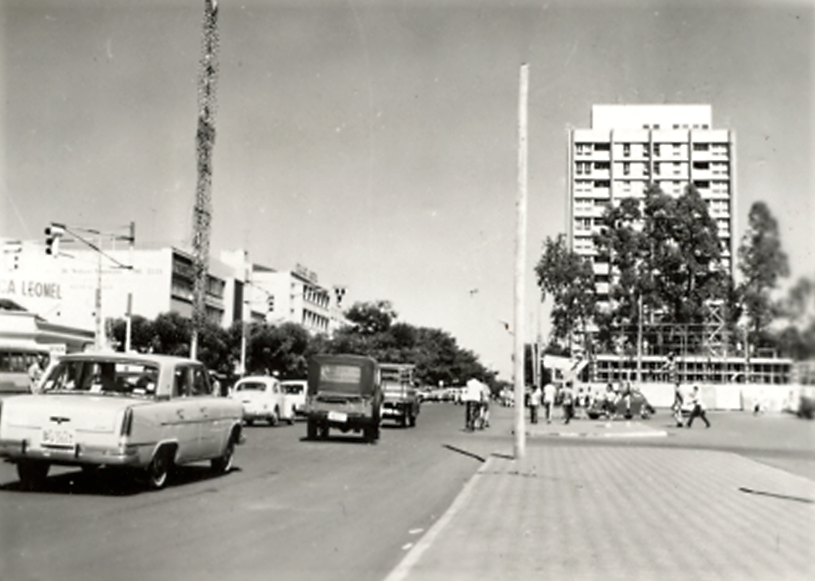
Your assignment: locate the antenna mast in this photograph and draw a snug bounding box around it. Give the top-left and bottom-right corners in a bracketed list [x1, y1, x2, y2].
[190, 0, 219, 359]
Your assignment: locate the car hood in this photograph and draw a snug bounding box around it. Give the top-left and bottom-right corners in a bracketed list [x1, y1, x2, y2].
[1, 394, 147, 432]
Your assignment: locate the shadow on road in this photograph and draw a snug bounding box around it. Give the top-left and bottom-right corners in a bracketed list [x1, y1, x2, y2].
[0, 464, 242, 496]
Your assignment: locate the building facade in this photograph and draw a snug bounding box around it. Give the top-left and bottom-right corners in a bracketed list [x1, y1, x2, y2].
[568, 104, 736, 302]
[1, 240, 348, 349]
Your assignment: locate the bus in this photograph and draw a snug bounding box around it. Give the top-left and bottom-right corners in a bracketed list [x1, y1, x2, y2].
[0, 344, 52, 397]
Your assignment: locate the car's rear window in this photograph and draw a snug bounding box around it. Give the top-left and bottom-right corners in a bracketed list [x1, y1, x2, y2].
[236, 381, 266, 392]
[282, 384, 303, 394]
[40, 360, 160, 398]
[320, 365, 361, 384]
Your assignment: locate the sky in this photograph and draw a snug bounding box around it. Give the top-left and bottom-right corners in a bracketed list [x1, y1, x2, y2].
[1, 0, 813, 379]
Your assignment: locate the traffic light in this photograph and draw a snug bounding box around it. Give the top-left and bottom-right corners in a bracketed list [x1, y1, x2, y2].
[267, 295, 275, 312]
[44, 224, 65, 256]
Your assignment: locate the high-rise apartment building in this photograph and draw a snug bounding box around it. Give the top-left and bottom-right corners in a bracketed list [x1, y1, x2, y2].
[567, 104, 736, 302]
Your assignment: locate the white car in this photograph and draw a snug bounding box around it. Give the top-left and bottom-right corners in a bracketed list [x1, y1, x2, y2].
[0, 352, 244, 490]
[281, 379, 307, 420]
[230, 376, 292, 426]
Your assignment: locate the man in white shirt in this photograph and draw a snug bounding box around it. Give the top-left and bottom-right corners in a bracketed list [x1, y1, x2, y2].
[542, 382, 556, 423]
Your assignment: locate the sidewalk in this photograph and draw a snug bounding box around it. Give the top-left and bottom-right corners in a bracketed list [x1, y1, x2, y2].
[385, 404, 815, 581]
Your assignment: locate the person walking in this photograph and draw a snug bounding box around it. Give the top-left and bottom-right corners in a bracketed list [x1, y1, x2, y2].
[542, 381, 556, 423]
[686, 385, 710, 428]
[672, 382, 685, 427]
[561, 382, 575, 425]
[528, 385, 542, 424]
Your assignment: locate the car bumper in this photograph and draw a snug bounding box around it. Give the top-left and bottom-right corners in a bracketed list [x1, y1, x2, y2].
[0, 438, 144, 467]
[306, 410, 376, 429]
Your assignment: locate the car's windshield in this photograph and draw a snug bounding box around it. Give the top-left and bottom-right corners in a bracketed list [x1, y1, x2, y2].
[236, 381, 266, 392]
[40, 360, 160, 398]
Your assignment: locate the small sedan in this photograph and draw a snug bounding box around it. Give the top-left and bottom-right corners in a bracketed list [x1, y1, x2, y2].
[230, 376, 290, 426]
[0, 352, 244, 490]
[281, 379, 307, 420]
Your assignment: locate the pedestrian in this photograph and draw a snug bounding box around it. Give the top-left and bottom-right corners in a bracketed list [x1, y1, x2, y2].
[686, 385, 710, 428]
[528, 385, 541, 424]
[27, 354, 46, 392]
[561, 382, 575, 424]
[622, 381, 633, 419]
[672, 382, 685, 427]
[479, 381, 491, 428]
[542, 381, 556, 423]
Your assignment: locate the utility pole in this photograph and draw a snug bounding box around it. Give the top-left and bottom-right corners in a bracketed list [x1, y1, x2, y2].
[190, 0, 219, 360]
[513, 64, 529, 460]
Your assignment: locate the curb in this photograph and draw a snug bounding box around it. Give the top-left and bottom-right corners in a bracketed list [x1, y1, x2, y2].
[382, 456, 495, 581]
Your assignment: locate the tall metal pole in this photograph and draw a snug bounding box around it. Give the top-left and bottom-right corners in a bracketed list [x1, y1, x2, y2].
[94, 231, 103, 351]
[125, 221, 135, 352]
[513, 64, 529, 460]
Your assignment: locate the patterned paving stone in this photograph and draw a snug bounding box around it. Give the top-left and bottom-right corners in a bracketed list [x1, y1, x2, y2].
[387, 446, 815, 581]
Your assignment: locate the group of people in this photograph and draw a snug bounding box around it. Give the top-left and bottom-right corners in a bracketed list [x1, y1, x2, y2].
[672, 383, 711, 428]
[527, 381, 575, 424]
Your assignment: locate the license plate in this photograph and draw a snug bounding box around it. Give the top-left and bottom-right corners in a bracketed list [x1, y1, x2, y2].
[41, 427, 76, 449]
[327, 411, 347, 423]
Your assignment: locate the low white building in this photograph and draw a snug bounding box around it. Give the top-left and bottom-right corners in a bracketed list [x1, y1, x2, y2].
[1, 239, 348, 342]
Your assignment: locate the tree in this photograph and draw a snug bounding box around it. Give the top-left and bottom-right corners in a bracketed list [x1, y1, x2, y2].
[344, 300, 396, 336]
[534, 233, 597, 352]
[738, 201, 790, 351]
[246, 322, 312, 379]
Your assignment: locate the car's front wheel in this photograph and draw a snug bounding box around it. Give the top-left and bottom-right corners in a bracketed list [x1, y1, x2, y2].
[17, 461, 49, 490]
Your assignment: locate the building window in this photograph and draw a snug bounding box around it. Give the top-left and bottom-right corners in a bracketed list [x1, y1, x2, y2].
[575, 143, 592, 156]
[623, 143, 631, 157]
[594, 180, 610, 188]
[575, 217, 592, 232]
[693, 161, 710, 170]
[575, 161, 591, 175]
[594, 162, 610, 170]
[693, 143, 709, 151]
[653, 143, 661, 156]
[623, 162, 630, 175]
[594, 142, 610, 151]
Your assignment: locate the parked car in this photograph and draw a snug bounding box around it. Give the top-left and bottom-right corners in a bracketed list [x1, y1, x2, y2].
[0, 352, 244, 490]
[230, 375, 291, 426]
[281, 379, 307, 420]
[586, 388, 656, 420]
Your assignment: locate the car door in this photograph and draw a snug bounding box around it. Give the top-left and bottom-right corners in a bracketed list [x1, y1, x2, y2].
[190, 364, 222, 457]
[169, 364, 207, 463]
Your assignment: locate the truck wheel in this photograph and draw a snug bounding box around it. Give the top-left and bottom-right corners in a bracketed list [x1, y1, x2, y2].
[365, 425, 379, 443]
[319, 424, 329, 439]
[17, 461, 49, 491]
[307, 419, 317, 440]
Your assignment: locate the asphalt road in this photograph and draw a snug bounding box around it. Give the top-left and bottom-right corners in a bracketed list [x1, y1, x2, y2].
[0, 402, 485, 581]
